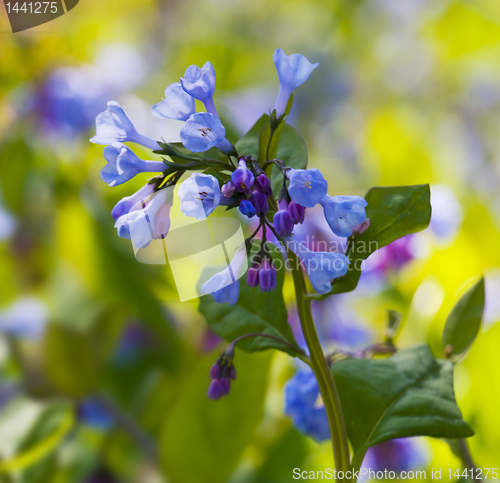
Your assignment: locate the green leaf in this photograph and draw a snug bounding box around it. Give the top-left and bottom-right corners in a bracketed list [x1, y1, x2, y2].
[234, 114, 269, 160]
[159, 351, 272, 483]
[198, 243, 297, 355]
[331, 344, 474, 460]
[270, 124, 308, 197]
[327, 184, 432, 296]
[442, 278, 485, 357]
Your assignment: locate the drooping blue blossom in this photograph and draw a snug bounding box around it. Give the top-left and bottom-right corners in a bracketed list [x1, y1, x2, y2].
[152, 82, 196, 121]
[208, 355, 237, 400]
[239, 199, 257, 218]
[249, 190, 269, 215]
[77, 399, 114, 430]
[286, 239, 349, 294]
[90, 101, 159, 150]
[274, 210, 294, 238]
[273, 48, 319, 117]
[284, 368, 330, 441]
[114, 188, 172, 248]
[319, 195, 368, 238]
[246, 264, 260, 288]
[180, 112, 232, 153]
[259, 258, 277, 292]
[111, 183, 155, 221]
[0, 298, 47, 339]
[288, 169, 328, 208]
[177, 173, 221, 221]
[101, 143, 165, 187]
[180, 62, 217, 116]
[231, 159, 255, 193]
[288, 201, 306, 224]
[255, 173, 272, 195]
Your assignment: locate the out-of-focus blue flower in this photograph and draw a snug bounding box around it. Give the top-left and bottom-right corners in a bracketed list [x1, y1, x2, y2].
[101, 143, 165, 187]
[111, 183, 155, 221]
[284, 368, 330, 441]
[286, 240, 349, 294]
[0, 298, 47, 339]
[239, 199, 257, 218]
[177, 173, 221, 221]
[114, 188, 172, 248]
[90, 101, 159, 150]
[231, 159, 255, 194]
[152, 82, 196, 121]
[273, 48, 319, 117]
[180, 62, 217, 115]
[288, 169, 328, 208]
[362, 438, 429, 473]
[202, 250, 246, 305]
[319, 195, 368, 238]
[0, 201, 16, 240]
[429, 184, 463, 242]
[78, 399, 114, 430]
[180, 112, 232, 153]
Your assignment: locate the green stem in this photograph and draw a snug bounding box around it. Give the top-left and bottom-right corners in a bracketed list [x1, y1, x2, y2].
[288, 249, 351, 478]
[456, 439, 478, 480]
[350, 449, 367, 480]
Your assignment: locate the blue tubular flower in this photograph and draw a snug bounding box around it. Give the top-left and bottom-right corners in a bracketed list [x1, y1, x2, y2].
[180, 112, 232, 153]
[114, 188, 172, 247]
[286, 240, 349, 294]
[152, 82, 196, 121]
[239, 199, 257, 218]
[249, 190, 269, 215]
[274, 210, 294, 238]
[90, 101, 159, 150]
[288, 201, 306, 224]
[319, 195, 368, 237]
[180, 62, 217, 116]
[177, 173, 221, 221]
[273, 48, 319, 117]
[288, 169, 328, 208]
[101, 143, 165, 187]
[201, 250, 246, 305]
[259, 259, 277, 292]
[284, 369, 330, 442]
[231, 159, 255, 193]
[0, 298, 47, 340]
[111, 183, 155, 221]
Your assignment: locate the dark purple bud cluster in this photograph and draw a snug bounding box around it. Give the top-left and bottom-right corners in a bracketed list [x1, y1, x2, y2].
[246, 254, 277, 293]
[208, 353, 237, 400]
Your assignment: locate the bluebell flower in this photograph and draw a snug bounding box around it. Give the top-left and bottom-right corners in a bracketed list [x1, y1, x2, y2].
[177, 173, 221, 221]
[180, 112, 233, 153]
[111, 183, 155, 221]
[0, 298, 47, 339]
[284, 368, 330, 441]
[362, 438, 429, 473]
[201, 250, 246, 305]
[90, 101, 159, 150]
[274, 210, 294, 238]
[273, 48, 319, 117]
[180, 62, 217, 116]
[259, 258, 277, 292]
[77, 399, 114, 430]
[152, 82, 196, 121]
[101, 143, 165, 187]
[288, 169, 328, 208]
[249, 190, 269, 215]
[319, 195, 368, 238]
[239, 199, 257, 218]
[114, 188, 172, 248]
[288, 201, 306, 224]
[231, 159, 255, 193]
[286, 240, 349, 294]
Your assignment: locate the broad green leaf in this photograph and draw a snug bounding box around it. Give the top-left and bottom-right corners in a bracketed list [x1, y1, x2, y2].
[271, 124, 308, 197]
[442, 278, 485, 357]
[327, 184, 431, 295]
[234, 115, 269, 160]
[198, 243, 297, 355]
[159, 351, 272, 483]
[331, 344, 474, 460]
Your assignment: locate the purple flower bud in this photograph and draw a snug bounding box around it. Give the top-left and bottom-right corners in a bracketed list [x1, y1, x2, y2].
[288, 201, 306, 224]
[247, 264, 260, 287]
[229, 366, 237, 380]
[273, 210, 294, 238]
[239, 199, 257, 218]
[221, 181, 236, 197]
[208, 379, 222, 400]
[353, 218, 370, 235]
[249, 190, 269, 215]
[231, 159, 255, 193]
[255, 173, 272, 195]
[259, 259, 277, 293]
[210, 361, 222, 380]
[219, 377, 231, 396]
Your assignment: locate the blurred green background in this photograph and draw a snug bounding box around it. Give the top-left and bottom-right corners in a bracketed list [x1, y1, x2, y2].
[1, 0, 500, 481]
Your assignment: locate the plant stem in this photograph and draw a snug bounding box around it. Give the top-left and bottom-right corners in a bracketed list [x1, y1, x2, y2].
[350, 449, 367, 477]
[287, 249, 351, 478]
[456, 439, 478, 480]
